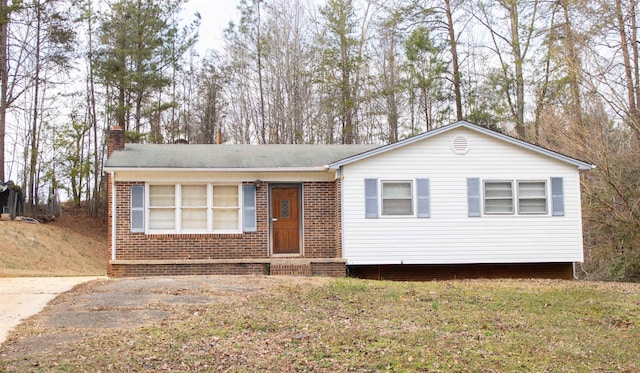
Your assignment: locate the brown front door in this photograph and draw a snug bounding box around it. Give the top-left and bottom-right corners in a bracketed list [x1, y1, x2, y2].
[271, 186, 301, 255]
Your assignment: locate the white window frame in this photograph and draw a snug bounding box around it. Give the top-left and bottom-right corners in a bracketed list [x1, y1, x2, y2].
[180, 184, 210, 233]
[146, 183, 242, 234]
[380, 180, 414, 217]
[212, 184, 242, 233]
[517, 180, 548, 215]
[482, 179, 550, 216]
[147, 184, 177, 233]
[483, 180, 514, 215]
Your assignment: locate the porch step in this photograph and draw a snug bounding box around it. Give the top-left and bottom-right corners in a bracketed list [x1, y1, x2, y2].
[270, 263, 312, 276]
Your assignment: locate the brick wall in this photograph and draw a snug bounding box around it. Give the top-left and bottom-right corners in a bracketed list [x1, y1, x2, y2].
[311, 262, 346, 277]
[334, 179, 342, 258]
[108, 126, 124, 157]
[110, 181, 343, 275]
[302, 181, 340, 258]
[110, 263, 268, 277]
[113, 181, 269, 261]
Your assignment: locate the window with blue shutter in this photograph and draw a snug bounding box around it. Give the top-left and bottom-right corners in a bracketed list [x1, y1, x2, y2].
[130, 185, 145, 232]
[551, 177, 565, 216]
[242, 184, 257, 232]
[467, 178, 481, 217]
[416, 178, 431, 218]
[364, 178, 378, 218]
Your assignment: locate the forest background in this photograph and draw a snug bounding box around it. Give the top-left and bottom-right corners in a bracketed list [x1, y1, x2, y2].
[0, 0, 638, 281]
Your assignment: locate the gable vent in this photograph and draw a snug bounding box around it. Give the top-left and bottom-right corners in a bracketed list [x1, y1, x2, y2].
[451, 135, 470, 154]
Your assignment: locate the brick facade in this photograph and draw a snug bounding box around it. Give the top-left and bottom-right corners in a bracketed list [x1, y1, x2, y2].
[302, 182, 340, 258]
[108, 178, 347, 277]
[110, 263, 269, 277]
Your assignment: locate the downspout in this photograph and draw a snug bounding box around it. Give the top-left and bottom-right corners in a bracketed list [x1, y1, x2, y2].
[338, 167, 345, 261]
[111, 171, 116, 261]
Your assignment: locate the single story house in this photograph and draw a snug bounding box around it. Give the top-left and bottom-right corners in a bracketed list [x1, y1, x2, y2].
[104, 121, 594, 279]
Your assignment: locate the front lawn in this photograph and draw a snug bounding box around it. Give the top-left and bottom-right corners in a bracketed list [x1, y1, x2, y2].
[2, 278, 639, 372]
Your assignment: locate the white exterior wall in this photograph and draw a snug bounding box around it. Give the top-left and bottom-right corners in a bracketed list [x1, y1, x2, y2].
[341, 127, 585, 265]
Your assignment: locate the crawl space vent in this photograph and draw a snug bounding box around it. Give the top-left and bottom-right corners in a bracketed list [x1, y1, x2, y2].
[451, 135, 470, 154]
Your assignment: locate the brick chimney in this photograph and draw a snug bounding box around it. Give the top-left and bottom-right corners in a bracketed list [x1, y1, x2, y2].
[108, 125, 125, 157]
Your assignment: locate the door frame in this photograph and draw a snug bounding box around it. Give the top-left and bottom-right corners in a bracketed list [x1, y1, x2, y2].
[269, 183, 303, 256]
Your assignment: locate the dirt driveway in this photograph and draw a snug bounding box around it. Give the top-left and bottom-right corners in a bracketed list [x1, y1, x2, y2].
[0, 275, 306, 367]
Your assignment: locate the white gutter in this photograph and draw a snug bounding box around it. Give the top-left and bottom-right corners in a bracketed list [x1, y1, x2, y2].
[102, 166, 329, 173]
[110, 171, 116, 261]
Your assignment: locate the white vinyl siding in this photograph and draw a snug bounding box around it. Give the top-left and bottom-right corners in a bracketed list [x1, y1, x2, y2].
[147, 183, 241, 234]
[341, 126, 584, 265]
[381, 181, 413, 216]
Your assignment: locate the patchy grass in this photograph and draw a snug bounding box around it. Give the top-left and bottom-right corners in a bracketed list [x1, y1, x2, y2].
[1, 278, 639, 372]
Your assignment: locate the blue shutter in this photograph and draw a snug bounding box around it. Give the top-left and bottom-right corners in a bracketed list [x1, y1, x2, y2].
[416, 178, 431, 218]
[467, 178, 481, 217]
[243, 184, 257, 232]
[130, 185, 145, 232]
[364, 178, 378, 218]
[551, 177, 564, 216]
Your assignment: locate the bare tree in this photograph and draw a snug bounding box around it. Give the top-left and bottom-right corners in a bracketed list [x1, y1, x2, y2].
[474, 0, 541, 135]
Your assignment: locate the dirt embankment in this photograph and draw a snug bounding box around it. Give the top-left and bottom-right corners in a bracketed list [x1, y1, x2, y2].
[0, 208, 108, 277]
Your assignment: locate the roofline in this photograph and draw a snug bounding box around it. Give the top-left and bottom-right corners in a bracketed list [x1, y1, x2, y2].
[103, 166, 331, 173]
[328, 120, 595, 171]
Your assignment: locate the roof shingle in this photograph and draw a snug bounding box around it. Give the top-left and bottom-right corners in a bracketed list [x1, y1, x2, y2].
[105, 143, 378, 169]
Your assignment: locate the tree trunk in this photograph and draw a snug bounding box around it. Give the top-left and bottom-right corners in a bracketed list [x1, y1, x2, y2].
[0, 0, 7, 181]
[255, 0, 267, 144]
[86, 0, 100, 215]
[615, 0, 639, 138]
[507, 1, 525, 135]
[444, 0, 462, 121]
[28, 1, 43, 214]
[561, 0, 583, 128]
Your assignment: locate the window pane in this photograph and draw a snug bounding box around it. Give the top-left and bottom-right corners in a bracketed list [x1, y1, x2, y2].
[382, 199, 413, 215]
[519, 199, 546, 213]
[149, 185, 175, 207]
[213, 208, 239, 230]
[518, 181, 547, 214]
[382, 182, 412, 199]
[149, 208, 175, 229]
[213, 186, 239, 207]
[182, 208, 207, 230]
[182, 185, 207, 207]
[485, 182, 513, 198]
[381, 182, 412, 215]
[519, 182, 545, 198]
[485, 199, 513, 213]
[484, 181, 513, 214]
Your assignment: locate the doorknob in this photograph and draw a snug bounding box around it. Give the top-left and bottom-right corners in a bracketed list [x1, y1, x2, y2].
[272, 218, 278, 222]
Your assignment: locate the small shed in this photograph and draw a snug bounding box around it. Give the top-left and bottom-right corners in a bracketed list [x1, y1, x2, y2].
[0, 181, 23, 220]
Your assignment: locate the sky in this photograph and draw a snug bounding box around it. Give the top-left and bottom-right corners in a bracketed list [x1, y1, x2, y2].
[182, 0, 241, 54]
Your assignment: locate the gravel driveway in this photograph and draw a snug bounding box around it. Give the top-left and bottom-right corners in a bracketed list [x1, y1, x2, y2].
[0, 275, 284, 365]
